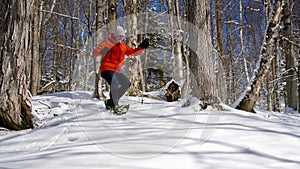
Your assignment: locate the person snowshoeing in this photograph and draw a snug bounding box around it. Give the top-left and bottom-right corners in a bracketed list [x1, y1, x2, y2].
[92, 26, 149, 113]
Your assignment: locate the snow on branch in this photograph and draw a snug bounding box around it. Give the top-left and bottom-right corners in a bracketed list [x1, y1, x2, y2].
[224, 20, 239, 25]
[55, 43, 79, 51]
[39, 9, 79, 20]
[38, 101, 51, 109]
[37, 80, 56, 95]
[282, 37, 300, 48]
[43, 0, 56, 23]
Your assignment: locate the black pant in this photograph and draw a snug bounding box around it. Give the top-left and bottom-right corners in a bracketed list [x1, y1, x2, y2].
[101, 70, 131, 107]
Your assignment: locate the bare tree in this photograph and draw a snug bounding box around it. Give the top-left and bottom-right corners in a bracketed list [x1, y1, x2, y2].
[226, 16, 237, 103]
[125, 0, 142, 96]
[108, 0, 117, 23]
[187, 0, 218, 104]
[30, 0, 42, 96]
[282, 0, 297, 110]
[0, 0, 34, 130]
[237, 0, 284, 113]
[239, 0, 250, 84]
[94, 0, 107, 99]
[173, 0, 184, 83]
[214, 0, 227, 103]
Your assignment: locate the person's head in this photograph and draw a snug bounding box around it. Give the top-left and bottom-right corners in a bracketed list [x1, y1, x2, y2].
[114, 26, 125, 42]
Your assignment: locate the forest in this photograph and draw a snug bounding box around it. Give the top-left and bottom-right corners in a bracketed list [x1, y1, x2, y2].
[0, 0, 299, 130]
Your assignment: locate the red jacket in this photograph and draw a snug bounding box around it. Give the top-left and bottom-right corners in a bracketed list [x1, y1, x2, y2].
[92, 33, 143, 74]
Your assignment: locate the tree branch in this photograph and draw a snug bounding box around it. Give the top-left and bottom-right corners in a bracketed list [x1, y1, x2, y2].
[282, 37, 300, 48]
[40, 9, 79, 20]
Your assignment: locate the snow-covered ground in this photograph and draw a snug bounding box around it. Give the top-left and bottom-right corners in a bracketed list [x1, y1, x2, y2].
[1, 91, 300, 169]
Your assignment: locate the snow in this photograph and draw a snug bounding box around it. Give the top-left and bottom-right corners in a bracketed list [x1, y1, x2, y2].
[1, 91, 300, 169]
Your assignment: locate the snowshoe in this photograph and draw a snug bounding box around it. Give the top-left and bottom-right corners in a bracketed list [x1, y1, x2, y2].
[112, 104, 130, 115]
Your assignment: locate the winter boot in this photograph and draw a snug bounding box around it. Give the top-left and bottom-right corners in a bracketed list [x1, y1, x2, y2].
[104, 99, 114, 110]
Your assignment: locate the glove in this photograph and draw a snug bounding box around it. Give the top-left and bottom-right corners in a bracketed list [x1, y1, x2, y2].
[139, 38, 149, 49]
[100, 47, 110, 55]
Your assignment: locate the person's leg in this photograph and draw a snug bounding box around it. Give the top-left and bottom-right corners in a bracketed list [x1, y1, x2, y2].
[101, 70, 119, 107]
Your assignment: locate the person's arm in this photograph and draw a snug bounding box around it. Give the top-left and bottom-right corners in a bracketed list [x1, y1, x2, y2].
[125, 38, 149, 56]
[92, 41, 111, 57]
[125, 45, 143, 56]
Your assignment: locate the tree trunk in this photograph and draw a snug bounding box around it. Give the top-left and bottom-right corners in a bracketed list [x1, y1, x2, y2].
[216, 0, 224, 57]
[0, 0, 34, 130]
[264, 0, 278, 111]
[237, 0, 284, 113]
[215, 0, 228, 103]
[227, 17, 236, 103]
[173, 0, 184, 83]
[282, 0, 297, 110]
[37, 0, 44, 93]
[273, 39, 281, 112]
[108, 0, 117, 24]
[167, 0, 183, 83]
[187, 0, 217, 103]
[239, 0, 250, 84]
[126, 0, 142, 96]
[167, 0, 175, 80]
[30, 0, 41, 96]
[94, 0, 106, 99]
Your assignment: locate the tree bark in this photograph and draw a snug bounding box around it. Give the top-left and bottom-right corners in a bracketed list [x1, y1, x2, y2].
[237, 0, 284, 113]
[187, 0, 217, 103]
[126, 0, 141, 96]
[282, 0, 297, 110]
[239, 0, 250, 84]
[94, 0, 106, 99]
[30, 0, 41, 96]
[173, 0, 184, 83]
[0, 0, 34, 130]
[216, 0, 224, 57]
[108, 0, 117, 24]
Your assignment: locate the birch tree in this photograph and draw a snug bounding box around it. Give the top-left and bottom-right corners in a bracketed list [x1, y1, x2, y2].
[237, 0, 284, 113]
[0, 0, 34, 130]
[262, 0, 281, 111]
[94, 0, 107, 99]
[239, 0, 250, 84]
[125, 0, 142, 96]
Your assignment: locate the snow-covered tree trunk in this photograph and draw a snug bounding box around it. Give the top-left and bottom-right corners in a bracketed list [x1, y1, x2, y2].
[237, 0, 284, 113]
[263, 0, 281, 112]
[239, 0, 249, 84]
[282, 0, 297, 110]
[0, 0, 34, 130]
[265, 0, 273, 111]
[273, 39, 281, 112]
